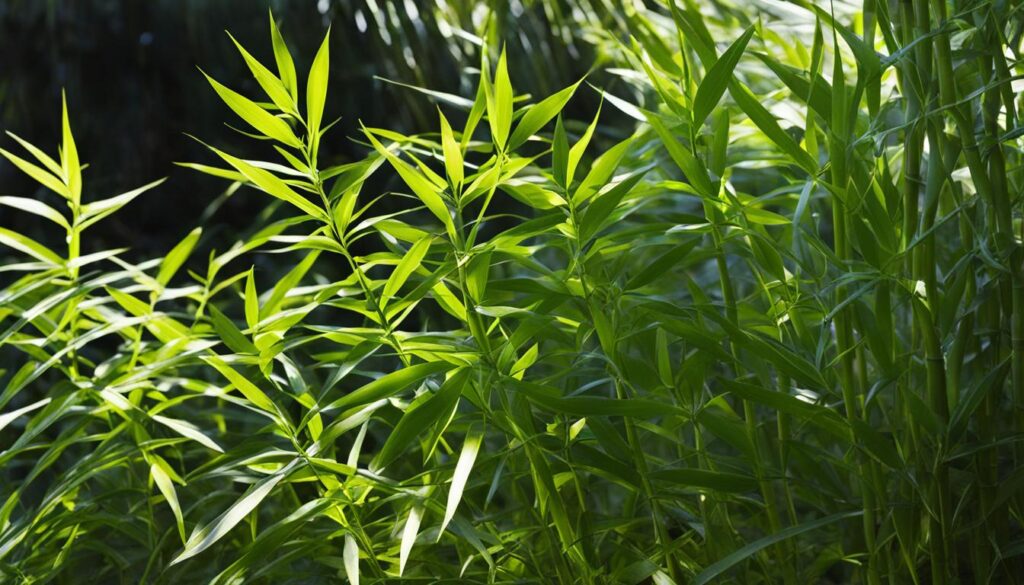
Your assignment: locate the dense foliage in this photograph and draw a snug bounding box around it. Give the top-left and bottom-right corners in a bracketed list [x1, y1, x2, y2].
[2, 1, 1024, 583]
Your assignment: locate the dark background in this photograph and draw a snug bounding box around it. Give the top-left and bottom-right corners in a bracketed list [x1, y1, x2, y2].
[0, 0, 617, 258]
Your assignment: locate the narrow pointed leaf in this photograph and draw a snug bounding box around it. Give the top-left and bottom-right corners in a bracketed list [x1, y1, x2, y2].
[692, 26, 755, 125]
[203, 71, 302, 147]
[440, 427, 483, 535]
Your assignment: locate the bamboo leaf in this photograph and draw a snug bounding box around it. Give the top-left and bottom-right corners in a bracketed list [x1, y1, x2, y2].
[202, 71, 302, 148]
[508, 79, 582, 150]
[692, 26, 755, 125]
[244, 267, 259, 331]
[171, 470, 288, 565]
[0, 147, 69, 197]
[362, 127, 453, 235]
[0, 227, 63, 265]
[693, 511, 862, 584]
[228, 32, 296, 115]
[150, 459, 187, 545]
[438, 109, 463, 187]
[489, 48, 513, 151]
[0, 196, 68, 229]
[381, 236, 432, 309]
[203, 355, 277, 413]
[61, 92, 82, 205]
[269, 11, 298, 100]
[343, 534, 360, 585]
[566, 102, 602, 188]
[208, 146, 325, 219]
[376, 367, 468, 470]
[156, 227, 201, 286]
[306, 29, 331, 142]
[399, 505, 422, 576]
[324, 361, 456, 413]
[440, 427, 483, 535]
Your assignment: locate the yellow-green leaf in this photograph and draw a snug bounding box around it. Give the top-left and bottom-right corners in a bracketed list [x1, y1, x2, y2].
[209, 147, 326, 220]
[0, 148, 68, 197]
[362, 127, 454, 237]
[269, 11, 298, 100]
[438, 109, 463, 187]
[228, 32, 296, 115]
[156, 227, 201, 286]
[203, 355, 277, 413]
[0, 227, 63, 265]
[440, 428, 483, 535]
[508, 79, 582, 150]
[381, 236, 432, 309]
[61, 92, 82, 205]
[244, 267, 259, 331]
[488, 48, 513, 151]
[203, 71, 302, 148]
[306, 29, 331, 143]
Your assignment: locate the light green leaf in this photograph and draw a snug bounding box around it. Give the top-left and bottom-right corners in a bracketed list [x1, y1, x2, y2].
[692, 26, 755, 125]
[244, 267, 260, 331]
[174, 162, 246, 182]
[202, 71, 302, 148]
[362, 127, 453, 236]
[381, 236, 432, 309]
[107, 287, 192, 343]
[438, 109, 463, 187]
[171, 470, 288, 565]
[440, 428, 483, 535]
[61, 92, 82, 205]
[0, 196, 69, 229]
[5, 131, 62, 176]
[152, 415, 224, 453]
[0, 398, 51, 434]
[729, 82, 817, 173]
[489, 48, 513, 151]
[262, 250, 320, 318]
[573, 135, 633, 204]
[228, 32, 296, 115]
[344, 534, 359, 585]
[566, 102, 602, 188]
[508, 79, 582, 149]
[209, 305, 258, 355]
[203, 355, 277, 413]
[306, 29, 331, 143]
[0, 147, 68, 197]
[157, 227, 201, 286]
[510, 344, 539, 376]
[399, 505, 422, 576]
[324, 361, 456, 413]
[743, 206, 791, 225]
[431, 281, 467, 321]
[79, 178, 166, 230]
[150, 459, 187, 545]
[0, 227, 63, 265]
[209, 147, 325, 219]
[645, 114, 716, 198]
[269, 11, 298, 100]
